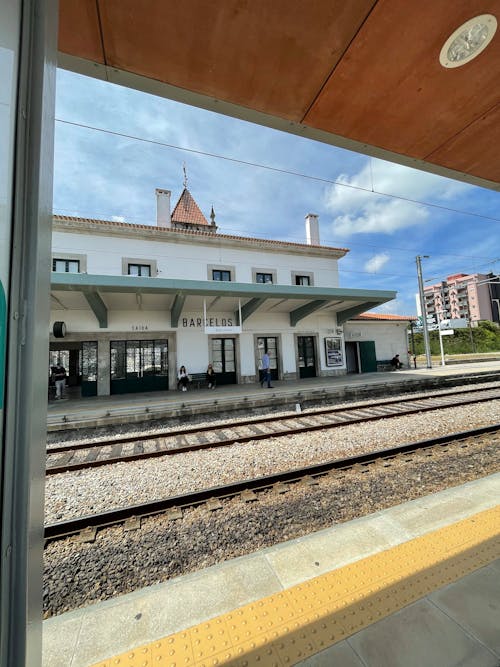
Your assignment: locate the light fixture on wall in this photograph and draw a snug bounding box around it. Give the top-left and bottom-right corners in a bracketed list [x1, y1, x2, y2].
[440, 14, 497, 68]
[52, 321, 66, 338]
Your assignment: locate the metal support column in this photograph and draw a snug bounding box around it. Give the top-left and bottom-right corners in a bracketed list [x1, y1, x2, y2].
[0, 1, 58, 665]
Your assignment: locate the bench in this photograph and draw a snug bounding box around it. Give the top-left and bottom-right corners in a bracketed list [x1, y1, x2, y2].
[178, 372, 209, 390]
[377, 360, 397, 372]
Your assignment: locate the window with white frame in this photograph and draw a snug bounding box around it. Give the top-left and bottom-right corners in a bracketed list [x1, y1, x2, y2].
[52, 258, 80, 273]
[128, 263, 151, 277]
[212, 269, 231, 281]
[256, 272, 273, 284]
[122, 258, 157, 277]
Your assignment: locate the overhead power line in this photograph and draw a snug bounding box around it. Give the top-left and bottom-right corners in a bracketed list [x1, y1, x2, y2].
[55, 118, 500, 226]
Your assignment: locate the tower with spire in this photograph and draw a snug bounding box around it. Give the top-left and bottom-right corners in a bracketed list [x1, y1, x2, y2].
[167, 164, 217, 234]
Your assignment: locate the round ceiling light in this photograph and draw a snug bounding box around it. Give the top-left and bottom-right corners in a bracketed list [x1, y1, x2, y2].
[439, 14, 497, 68]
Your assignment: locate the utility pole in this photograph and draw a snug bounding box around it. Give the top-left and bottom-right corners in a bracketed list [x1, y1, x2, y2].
[416, 255, 432, 368]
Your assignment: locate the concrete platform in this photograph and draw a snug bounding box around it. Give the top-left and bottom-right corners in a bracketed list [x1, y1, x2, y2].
[47, 359, 500, 431]
[42, 475, 500, 667]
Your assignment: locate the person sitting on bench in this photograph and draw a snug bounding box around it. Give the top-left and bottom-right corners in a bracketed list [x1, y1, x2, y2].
[177, 365, 190, 391]
[206, 363, 217, 389]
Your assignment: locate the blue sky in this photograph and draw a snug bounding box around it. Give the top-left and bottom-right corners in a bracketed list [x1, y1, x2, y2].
[54, 69, 500, 316]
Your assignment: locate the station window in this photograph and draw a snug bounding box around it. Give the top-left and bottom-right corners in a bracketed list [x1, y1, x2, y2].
[212, 269, 231, 281]
[128, 263, 151, 277]
[295, 275, 311, 286]
[52, 258, 80, 273]
[256, 272, 273, 284]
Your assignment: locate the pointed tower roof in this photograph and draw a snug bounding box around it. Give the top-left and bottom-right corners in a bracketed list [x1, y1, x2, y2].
[171, 188, 209, 227]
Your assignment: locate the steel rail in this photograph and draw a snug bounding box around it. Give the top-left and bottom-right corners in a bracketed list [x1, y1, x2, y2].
[47, 384, 499, 454]
[44, 423, 500, 542]
[45, 388, 500, 475]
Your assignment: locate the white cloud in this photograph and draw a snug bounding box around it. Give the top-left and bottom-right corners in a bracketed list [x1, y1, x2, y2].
[365, 253, 390, 273]
[325, 159, 469, 237]
[112, 215, 126, 223]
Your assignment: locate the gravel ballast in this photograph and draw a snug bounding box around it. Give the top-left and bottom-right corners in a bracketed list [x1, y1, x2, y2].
[43, 432, 499, 617]
[44, 398, 500, 523]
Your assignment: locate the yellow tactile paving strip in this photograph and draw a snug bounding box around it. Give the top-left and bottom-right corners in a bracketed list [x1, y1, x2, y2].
[93, 506, 500, 667]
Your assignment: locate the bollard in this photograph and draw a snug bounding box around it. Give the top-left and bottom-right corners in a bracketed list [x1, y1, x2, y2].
[295, 403, 302, 413]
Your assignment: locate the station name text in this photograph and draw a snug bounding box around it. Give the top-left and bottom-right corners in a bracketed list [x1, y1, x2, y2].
[182, 317, 234, 328]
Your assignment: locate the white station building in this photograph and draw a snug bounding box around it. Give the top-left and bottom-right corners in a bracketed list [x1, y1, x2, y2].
[49, 185, 410, 397]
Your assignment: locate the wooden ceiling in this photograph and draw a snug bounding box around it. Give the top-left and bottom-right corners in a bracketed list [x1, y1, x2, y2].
[58, 0, 500, 190]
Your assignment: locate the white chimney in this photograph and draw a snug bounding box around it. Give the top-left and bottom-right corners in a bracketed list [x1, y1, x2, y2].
[156, 188, 171, 227]
[305, 213, 320, 245]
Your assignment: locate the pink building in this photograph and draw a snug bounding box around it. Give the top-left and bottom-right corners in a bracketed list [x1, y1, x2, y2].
[423, 273, 498, 324]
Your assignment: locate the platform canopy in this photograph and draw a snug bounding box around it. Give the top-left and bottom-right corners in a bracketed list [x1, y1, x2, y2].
[50, 273, 396, 329]
[58, 1, 500, 191]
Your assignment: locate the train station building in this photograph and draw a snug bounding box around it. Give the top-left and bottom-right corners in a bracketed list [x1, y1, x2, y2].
[49, 185, 410, 396]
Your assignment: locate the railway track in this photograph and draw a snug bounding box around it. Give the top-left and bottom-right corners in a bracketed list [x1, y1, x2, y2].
[44, 423, 500, 543]
[46, 385, 500, 475]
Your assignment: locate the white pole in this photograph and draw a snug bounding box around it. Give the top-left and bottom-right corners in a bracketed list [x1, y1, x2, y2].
[416, 255, 432, 368]
[438, 329, 445, 366]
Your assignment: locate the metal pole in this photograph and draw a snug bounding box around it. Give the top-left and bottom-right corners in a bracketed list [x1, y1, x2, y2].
[416, 255, 432, 368]
[461, 284, 476, 353]
[438, 328, 445, 365]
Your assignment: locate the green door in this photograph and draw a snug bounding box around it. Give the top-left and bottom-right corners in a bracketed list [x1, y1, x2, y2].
[297, 336, 317, 378]
[257, 336, 279, 381]
[359, 341, 377, 373]
[81, 341, 98, 396]
[211, 338, 237, 385]
[110, 340, 168, 394]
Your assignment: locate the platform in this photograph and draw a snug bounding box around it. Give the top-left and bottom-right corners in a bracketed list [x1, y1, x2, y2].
[42, 474, 500, 667]
[47, 359, 500, 431]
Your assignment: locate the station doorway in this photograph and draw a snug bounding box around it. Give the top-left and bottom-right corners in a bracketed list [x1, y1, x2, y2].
[345, 341, 377, 373]
[297, 336, 317, 379]
[110, 339, 168, 394]
[257, 336, 279, 381]
[211, 338, 237, 385]
[49, 341, 98, 398]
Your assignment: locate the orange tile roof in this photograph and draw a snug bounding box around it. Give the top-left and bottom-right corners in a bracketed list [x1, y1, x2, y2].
[52, 215, 349, 253]
[171, 188, 209, 226]
[355, 313, 416, 321]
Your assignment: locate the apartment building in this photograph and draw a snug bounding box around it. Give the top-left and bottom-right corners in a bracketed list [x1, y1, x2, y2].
[423, 273, 500, 325]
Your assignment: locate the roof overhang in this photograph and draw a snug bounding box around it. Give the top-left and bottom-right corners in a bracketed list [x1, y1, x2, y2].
[50, 273, 395, 329]
[58, 1, 500, 191]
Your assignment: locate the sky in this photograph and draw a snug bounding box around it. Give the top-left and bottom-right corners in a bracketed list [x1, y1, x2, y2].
[53, 69, 500, 316]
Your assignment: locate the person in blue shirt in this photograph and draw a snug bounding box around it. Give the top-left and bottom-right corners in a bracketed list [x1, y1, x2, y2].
[260, 352, 273, 388]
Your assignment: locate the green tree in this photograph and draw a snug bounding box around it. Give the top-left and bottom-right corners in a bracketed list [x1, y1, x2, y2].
[409, 321, 500, 355]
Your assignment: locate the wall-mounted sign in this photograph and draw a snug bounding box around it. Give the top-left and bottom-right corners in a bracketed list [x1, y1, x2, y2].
[325, 336, 343, 366]
[202, 300, 242, 334]
[205, 325, 242, 334]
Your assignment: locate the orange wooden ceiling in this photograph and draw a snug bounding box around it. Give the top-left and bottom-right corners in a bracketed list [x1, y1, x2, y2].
[58, 0, 500, 189]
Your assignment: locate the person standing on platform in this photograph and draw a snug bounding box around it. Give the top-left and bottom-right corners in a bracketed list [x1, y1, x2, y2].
[52, 362, 67, 399]
[177, 365, 190, 391]
[260, 351, 273, 388]
[206, 363, 217, 389]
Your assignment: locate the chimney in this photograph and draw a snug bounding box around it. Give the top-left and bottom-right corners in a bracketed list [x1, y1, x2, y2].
[156, 188, 171, 227]
[305, 213, 320, 245]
